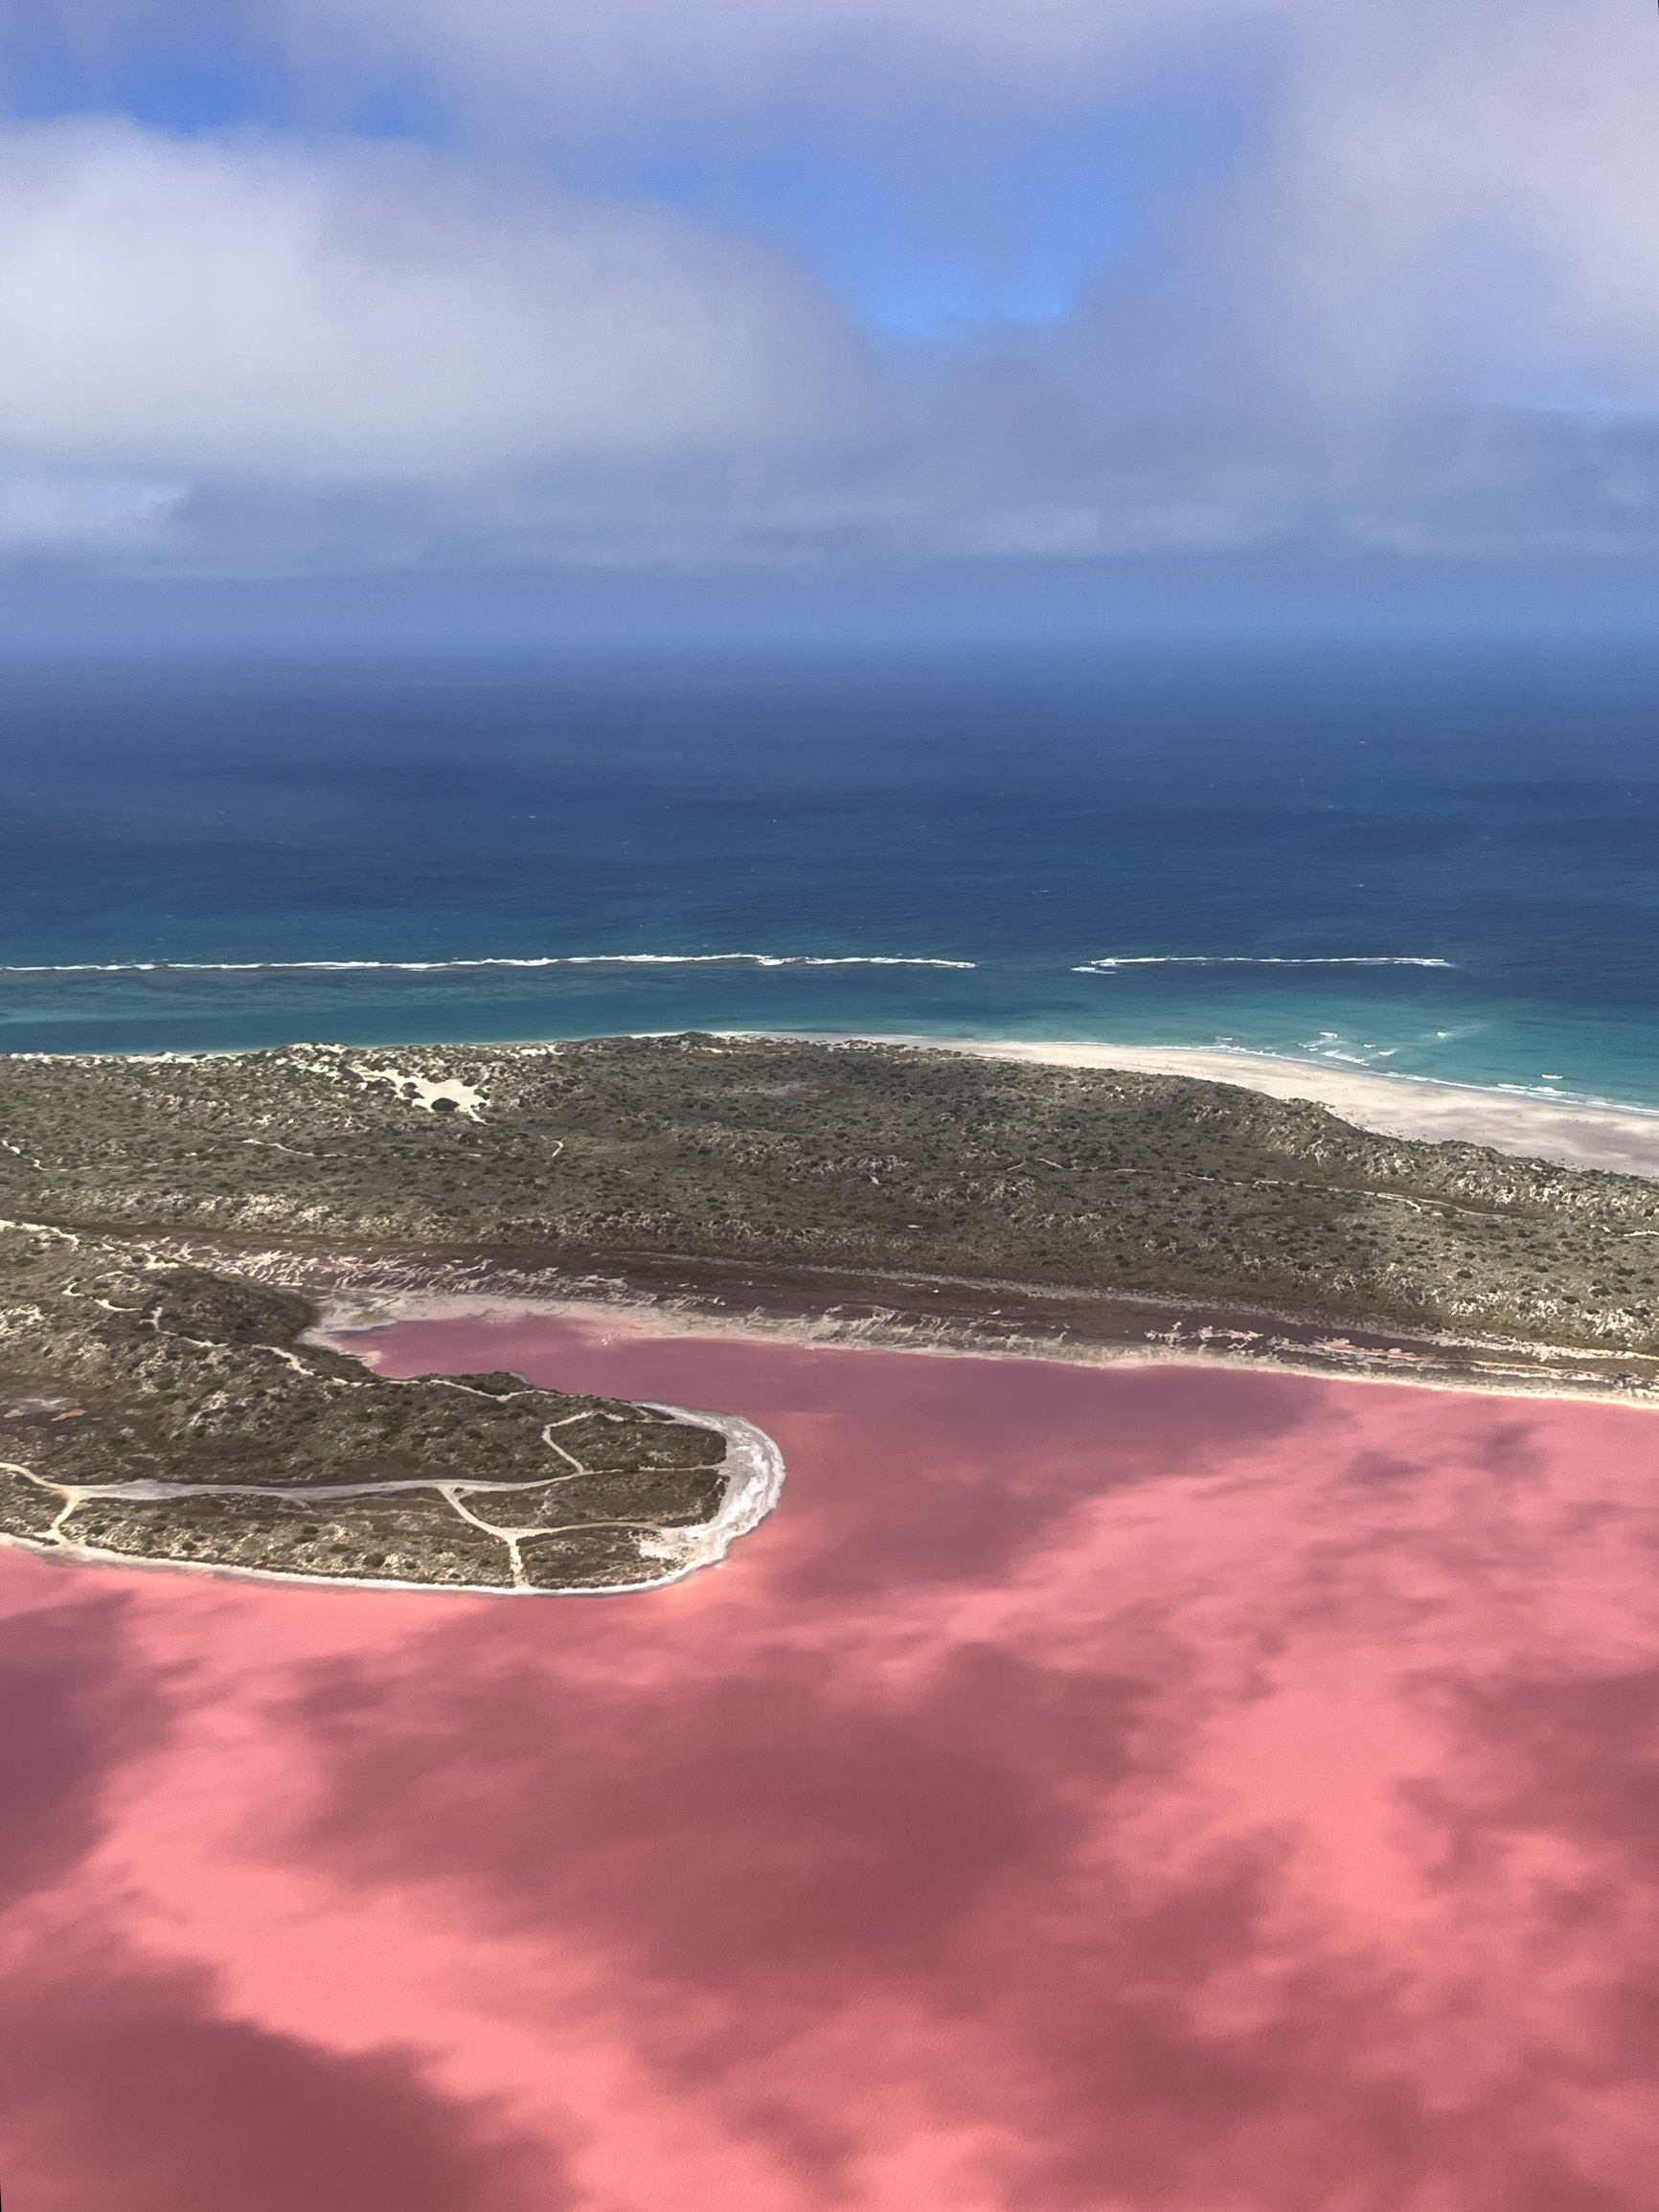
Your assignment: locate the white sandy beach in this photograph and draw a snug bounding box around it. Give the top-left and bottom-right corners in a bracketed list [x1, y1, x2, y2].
[759, 1035, 1659, 1180]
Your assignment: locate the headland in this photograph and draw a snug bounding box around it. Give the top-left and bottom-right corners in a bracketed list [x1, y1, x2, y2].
[0, 1224, 761, 1594]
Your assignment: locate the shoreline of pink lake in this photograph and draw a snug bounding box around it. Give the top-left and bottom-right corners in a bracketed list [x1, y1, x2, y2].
[6, 1308, 1659, 2210]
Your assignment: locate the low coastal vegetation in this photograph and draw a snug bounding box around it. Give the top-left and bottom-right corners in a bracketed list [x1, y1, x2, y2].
[3, 1033, 1656, 1348]
[4, 1033, 1658, 1591]
[0, 1224, 725, 1591]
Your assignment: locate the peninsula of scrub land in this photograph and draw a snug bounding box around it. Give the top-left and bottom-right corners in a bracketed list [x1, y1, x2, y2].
[4, 1033, 1659, 1591]
[0, 1229, 743, 1593]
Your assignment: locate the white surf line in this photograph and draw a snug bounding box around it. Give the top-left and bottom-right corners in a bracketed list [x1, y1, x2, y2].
[1072, 955, 1454, 971]
[0, 953, 976, 975]
[555, 954, 974, 970]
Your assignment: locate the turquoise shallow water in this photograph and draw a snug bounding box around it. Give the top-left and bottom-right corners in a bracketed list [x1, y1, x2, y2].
[4, 636, 1657, 1105]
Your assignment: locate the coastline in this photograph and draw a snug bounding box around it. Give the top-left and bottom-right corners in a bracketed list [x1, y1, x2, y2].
[244, 1235, 1658, 1415]
[323, 1283, 1659, 1418]
[743, 1033, 1659, 1180]
[16, 1028, 1659, 1434]
[14, 1028, 1659, 1178]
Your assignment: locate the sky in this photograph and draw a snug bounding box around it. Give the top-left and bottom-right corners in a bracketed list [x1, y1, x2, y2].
[2, 0, 1659, 583]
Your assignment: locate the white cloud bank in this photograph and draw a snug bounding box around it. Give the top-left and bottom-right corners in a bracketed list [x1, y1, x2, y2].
[0, 121, 868, 486]
[4, 0, 1659, 569]
[291, 0, 1659, 402]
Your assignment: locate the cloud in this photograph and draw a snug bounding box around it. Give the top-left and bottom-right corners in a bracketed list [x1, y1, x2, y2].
[13, 0, 1239, 122]
[5, 1, 1659, 571]
[280, 0, 1659, 416]
[0, 474, 185, 553]
[1226, 1, 1659, 410]
[0, 120, 870, 492]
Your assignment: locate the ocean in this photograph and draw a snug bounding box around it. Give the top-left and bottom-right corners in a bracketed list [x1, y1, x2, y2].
[5, 632, 1657, 1106]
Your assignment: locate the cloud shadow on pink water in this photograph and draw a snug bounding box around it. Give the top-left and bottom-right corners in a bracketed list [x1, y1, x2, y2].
[0, 1584, 557, 2211]
[7, 1314, 1659, 2208]
[0, 1592, 170, 1902]
[0, 1939, 557, 2212]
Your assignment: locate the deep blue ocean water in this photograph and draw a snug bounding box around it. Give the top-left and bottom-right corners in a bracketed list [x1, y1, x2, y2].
[4, 635, 1657, 1106]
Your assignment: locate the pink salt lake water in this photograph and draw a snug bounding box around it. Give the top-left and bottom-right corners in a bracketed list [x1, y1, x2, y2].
[6, 1312, 1659, 2212]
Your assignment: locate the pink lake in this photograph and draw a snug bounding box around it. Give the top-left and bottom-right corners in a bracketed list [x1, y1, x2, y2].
[5, 1314, 1659, 2211]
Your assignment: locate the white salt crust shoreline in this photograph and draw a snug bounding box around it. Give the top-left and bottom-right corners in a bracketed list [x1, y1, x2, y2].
[0, 1403, 786, 1601]
[316, 1292, 1659, 1421]
[741, 1035, 1659, 1181]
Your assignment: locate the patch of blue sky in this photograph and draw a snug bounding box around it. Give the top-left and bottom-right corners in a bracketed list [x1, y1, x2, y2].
[0, 11, 454, 143]
[0, 8, 259, 130]
[0, 16, 1245, 342]
[624, 91, 1247, 340]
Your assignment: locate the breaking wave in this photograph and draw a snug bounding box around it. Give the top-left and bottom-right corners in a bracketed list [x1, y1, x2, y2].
[1073, 956, 1452, 974]
[0, 953, 978, 976]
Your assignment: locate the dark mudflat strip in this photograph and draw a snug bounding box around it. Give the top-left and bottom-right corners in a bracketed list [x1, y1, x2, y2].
[166, 1234, 1659, 1409]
